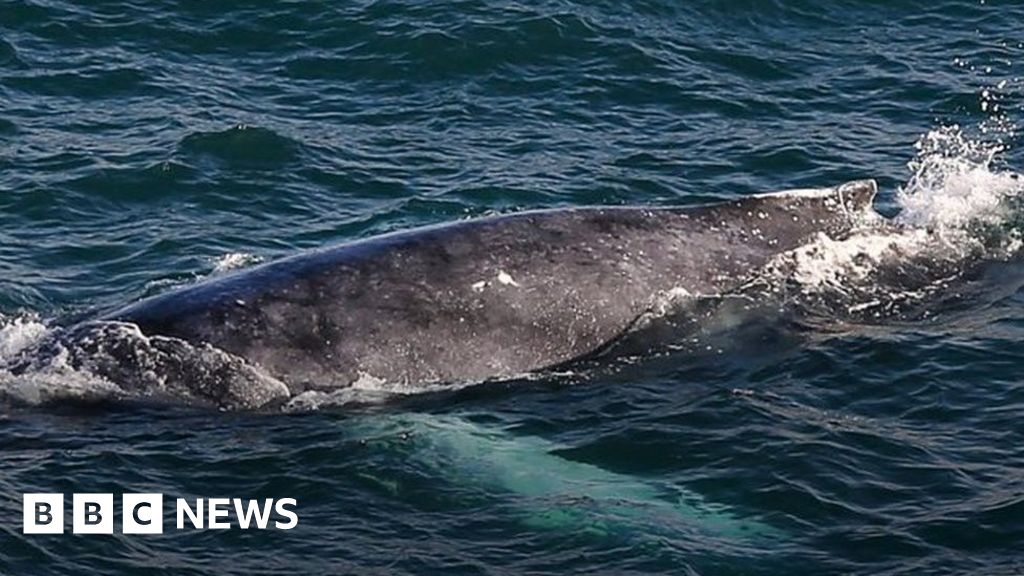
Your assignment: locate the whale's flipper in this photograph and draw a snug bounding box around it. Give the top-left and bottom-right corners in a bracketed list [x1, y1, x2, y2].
[348, 411, 781, 544]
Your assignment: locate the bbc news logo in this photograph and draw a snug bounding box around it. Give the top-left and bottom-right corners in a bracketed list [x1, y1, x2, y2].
[23, 494, 298, 534]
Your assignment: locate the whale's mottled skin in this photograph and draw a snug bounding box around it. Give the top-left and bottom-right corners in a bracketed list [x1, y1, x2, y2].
[7, 180, 880, 409]
[100, 180, 878, 396]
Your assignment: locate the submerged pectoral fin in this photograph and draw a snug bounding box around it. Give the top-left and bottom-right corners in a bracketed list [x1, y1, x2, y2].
[347, 411, 784, 544]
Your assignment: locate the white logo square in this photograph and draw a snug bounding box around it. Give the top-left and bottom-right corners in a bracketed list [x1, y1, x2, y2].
[123, 493, 163, 534]
[73, 493, 114, 534]
[23, 493, 63, 534]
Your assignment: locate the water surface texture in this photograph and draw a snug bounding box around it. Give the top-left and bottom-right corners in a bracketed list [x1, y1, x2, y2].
[2, 1, 1024, 574]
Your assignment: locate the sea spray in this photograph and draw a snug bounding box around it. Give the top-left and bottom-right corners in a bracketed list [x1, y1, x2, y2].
[752, 124, 1024, 319]
[0, 313, 49, 361]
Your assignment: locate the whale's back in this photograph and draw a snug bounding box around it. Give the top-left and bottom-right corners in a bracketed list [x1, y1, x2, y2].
[105, 180, 879, 397]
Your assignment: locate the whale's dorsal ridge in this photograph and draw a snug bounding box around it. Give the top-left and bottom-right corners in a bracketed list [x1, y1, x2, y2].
[753, 178, 878, 216]
[835, 179, 878, 214]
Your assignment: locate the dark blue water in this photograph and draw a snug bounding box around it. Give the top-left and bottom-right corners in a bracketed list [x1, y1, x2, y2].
[3, 1, 1024, 574]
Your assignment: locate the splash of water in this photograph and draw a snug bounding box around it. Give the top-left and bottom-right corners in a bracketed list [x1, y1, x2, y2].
[0, 313, 49, 361]
[754, 124, 1024, 320]
[212, 252, 263, 274]
[0, 313, 129, 406]
[898, 125, 1020, 235]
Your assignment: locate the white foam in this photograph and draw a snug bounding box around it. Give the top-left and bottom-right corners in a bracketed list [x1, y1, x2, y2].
[0, 314, 50, 362]
[0, 370, 123, 406]
[283, 388, 391, 412]
[768, 230, 933, 292]
[212, 252, 262, 274]
[0, 316, 127, 406]
[646, 286, 697, 318]
[897, 125, 1021, 233]
[756, 124, 1024, 314]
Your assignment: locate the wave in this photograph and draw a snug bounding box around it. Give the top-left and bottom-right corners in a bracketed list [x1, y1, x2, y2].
[4, 67, 149, 98]
[179, 125, 301, 170]
[0, 36, 27, 70]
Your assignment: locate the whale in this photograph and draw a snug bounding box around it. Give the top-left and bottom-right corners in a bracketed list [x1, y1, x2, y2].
[8, 179, 880, 409]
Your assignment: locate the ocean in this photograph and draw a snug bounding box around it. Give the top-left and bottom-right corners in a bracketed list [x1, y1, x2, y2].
[1, 1, 1023, 574]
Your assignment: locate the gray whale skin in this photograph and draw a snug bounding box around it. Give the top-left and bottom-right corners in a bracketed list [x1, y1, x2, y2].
[37, 179, 880, 409]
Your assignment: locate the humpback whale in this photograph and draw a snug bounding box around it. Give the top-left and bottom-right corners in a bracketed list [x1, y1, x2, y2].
[10, 179, 880, 409]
